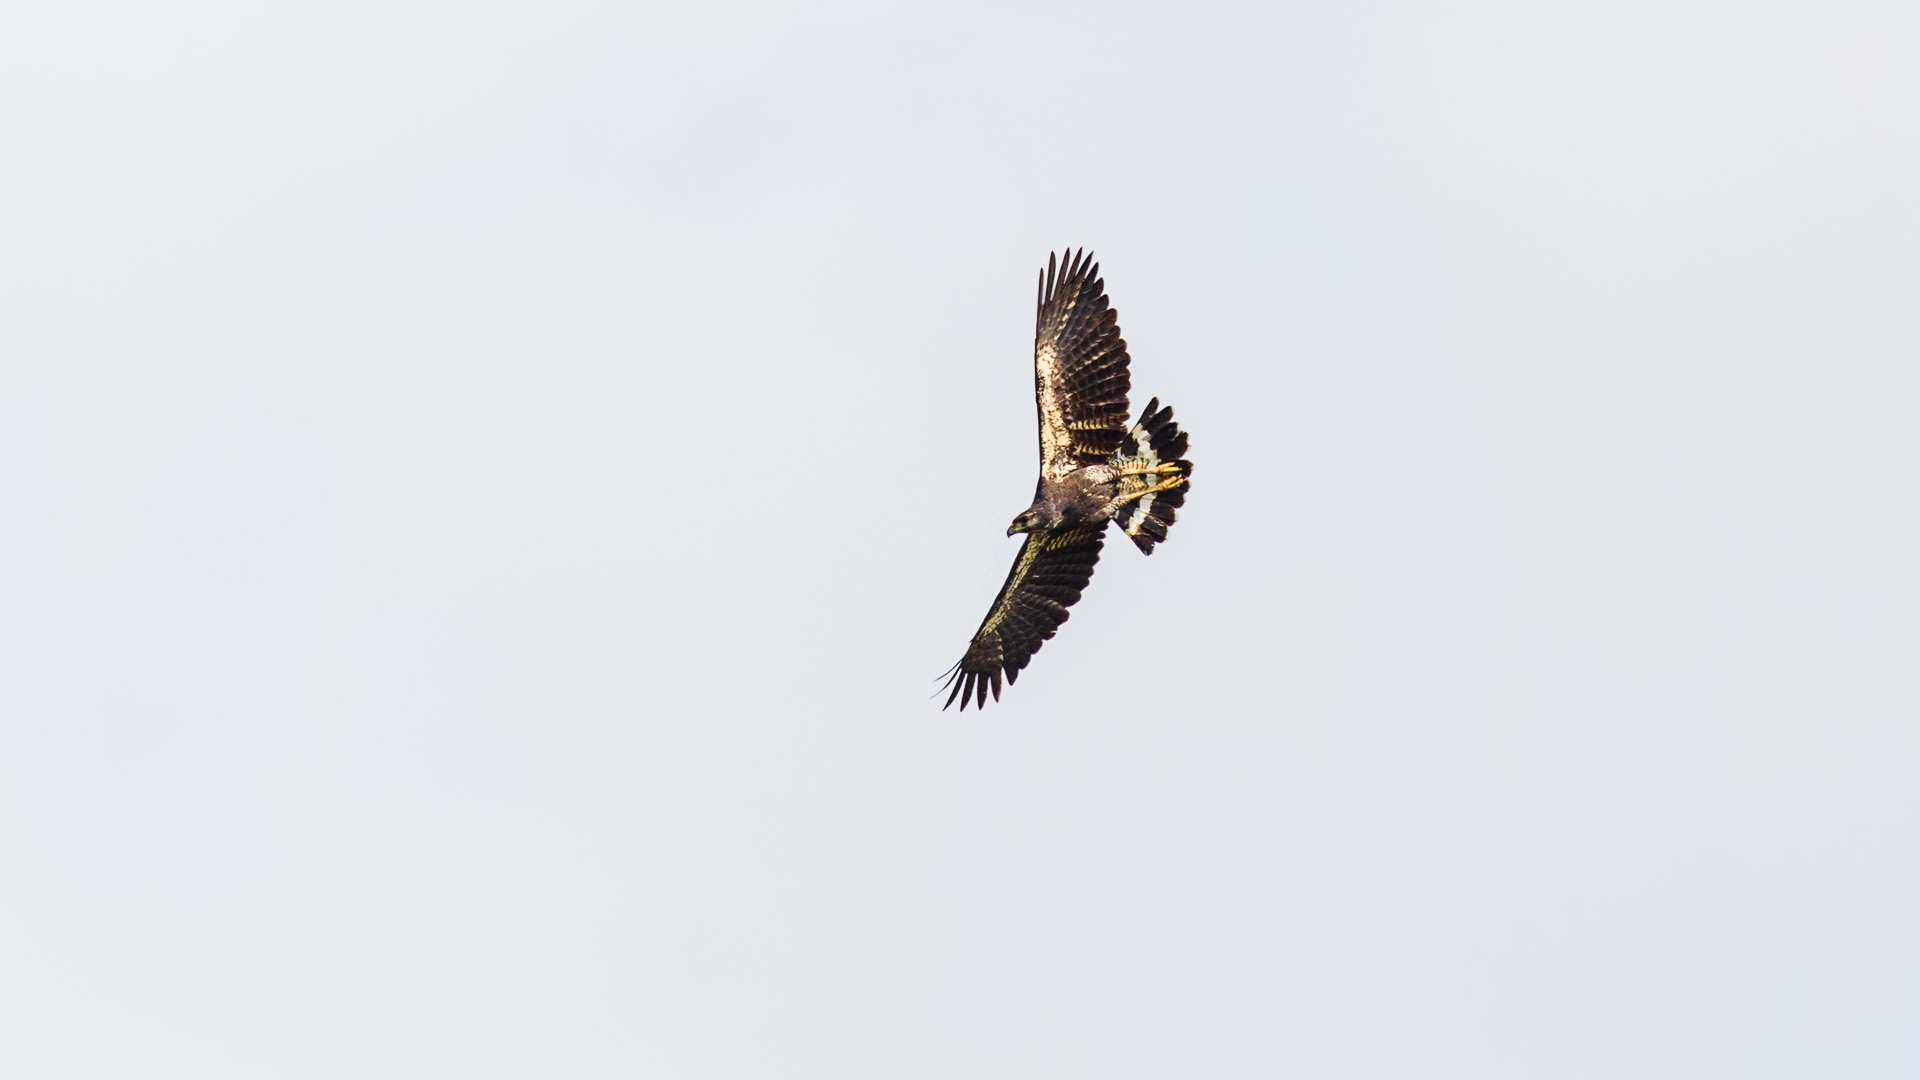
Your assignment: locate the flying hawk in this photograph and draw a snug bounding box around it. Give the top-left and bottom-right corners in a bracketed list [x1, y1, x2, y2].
[941, 250, 1194, 711]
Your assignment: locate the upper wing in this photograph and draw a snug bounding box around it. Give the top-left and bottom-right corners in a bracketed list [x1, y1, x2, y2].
[1033, 249, 1132, 479]
[941, 525, 1106, 711]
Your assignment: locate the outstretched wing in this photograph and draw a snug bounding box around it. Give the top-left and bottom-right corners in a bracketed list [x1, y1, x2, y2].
[1034, 249, 1131, 480]
[941, 525, 1106, 711]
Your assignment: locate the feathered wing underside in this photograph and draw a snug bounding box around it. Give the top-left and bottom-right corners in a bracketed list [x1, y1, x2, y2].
[1033, 249, 1131, 481]
[1110, 397, 1194, 555]
[941, 526, 1105, 711]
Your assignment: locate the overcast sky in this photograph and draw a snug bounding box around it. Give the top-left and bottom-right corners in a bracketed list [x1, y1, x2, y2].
[3, 2, 1917, 1077]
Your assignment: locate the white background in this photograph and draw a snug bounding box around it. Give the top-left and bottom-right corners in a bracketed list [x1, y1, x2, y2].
[4, 2, 1917, 1076]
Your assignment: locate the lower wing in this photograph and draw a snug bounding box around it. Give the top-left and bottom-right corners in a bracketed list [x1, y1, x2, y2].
[941, 525, 1106, 711]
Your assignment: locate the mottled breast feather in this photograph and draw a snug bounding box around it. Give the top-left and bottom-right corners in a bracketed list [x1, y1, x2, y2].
[1033, 249, 1132, 481]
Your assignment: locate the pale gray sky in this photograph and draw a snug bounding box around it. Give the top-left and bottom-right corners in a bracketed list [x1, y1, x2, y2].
[3, 2, 1917, 1076]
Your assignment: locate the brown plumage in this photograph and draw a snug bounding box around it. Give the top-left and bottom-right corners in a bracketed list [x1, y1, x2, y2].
[940, 251, 1195, 711]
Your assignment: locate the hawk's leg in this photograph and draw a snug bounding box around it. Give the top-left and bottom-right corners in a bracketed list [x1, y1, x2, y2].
[1115, 462, 1187, 477]
[1101, 476, 1188, 517]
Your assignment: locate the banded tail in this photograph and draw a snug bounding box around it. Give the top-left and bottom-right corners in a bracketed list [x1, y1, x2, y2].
[1109, 397, 1193, 554]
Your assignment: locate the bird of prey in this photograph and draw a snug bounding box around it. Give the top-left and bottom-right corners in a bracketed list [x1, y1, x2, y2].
[941, 250, 1193, 711]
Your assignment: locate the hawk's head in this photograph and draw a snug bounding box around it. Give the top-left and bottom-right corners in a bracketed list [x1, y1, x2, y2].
[1008, 504, 1059, 536]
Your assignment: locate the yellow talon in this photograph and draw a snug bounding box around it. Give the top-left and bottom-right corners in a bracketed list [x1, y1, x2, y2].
[1112, 475, 1187, 507]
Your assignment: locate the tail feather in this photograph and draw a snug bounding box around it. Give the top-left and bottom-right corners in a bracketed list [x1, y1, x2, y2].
[1109, 397, 1193, 554]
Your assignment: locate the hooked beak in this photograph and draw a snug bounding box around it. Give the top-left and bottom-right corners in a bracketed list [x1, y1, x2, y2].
[1007, 515, 1031, 536]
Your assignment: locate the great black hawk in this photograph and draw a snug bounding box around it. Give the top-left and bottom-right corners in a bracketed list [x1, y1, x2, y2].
[941, 250, 1194, 711]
